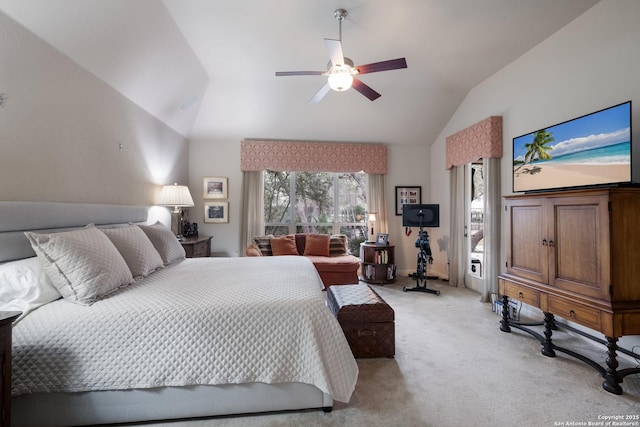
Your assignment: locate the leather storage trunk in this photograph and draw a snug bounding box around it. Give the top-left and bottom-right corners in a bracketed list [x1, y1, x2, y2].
[327, 284, 395, 358]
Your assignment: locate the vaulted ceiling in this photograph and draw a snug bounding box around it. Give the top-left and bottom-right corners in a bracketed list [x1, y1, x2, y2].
[0, 0, 600, 145]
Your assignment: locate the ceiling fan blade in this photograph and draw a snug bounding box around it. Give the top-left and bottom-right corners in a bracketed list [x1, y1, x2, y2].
[324, 38, 345, 67]
[275, 71, 324, 76]
[352, 78, 381, 101]
[356, 58, 407, 75]
[310, 82, 331, 104]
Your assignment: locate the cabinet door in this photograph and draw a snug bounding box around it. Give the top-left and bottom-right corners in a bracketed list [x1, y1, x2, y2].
[505, 198, 548, 283]
[549, 195, 610, 300]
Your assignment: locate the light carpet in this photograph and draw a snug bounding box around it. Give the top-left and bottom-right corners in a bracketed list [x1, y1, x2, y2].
[145, 277, 640, 427]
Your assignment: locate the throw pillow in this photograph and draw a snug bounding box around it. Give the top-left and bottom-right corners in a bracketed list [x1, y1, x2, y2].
[303, 234, 331, 257]
[24, 225, 133, 306]
[252, 235, 274, 256]
[270, 234, 299, 256]
[329, 234, 349, 256]
[102, 224, 164, 279]
[138, 222, 186, 265]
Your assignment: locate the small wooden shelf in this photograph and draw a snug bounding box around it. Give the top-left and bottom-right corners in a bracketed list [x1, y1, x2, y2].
[360, 242, 396, 284]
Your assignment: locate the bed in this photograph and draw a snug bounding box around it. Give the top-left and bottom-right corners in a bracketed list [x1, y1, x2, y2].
[0, 201, 359, 427]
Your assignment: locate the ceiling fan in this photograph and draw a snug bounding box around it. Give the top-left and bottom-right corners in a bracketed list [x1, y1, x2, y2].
[275, 8, 407, 103]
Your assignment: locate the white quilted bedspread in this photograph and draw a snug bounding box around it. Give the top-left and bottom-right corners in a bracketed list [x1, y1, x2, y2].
[12, 256, 358, 402]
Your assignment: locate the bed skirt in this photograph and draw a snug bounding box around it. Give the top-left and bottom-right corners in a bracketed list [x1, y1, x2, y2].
[12, 382, 333, 427]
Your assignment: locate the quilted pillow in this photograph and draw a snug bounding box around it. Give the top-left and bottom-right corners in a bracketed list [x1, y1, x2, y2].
[330, 234, 349, 256]
[270, 235, 299, 256]
[138, 222, 186, 265]
[24, 225, 133, 306]
[252, 235, 274, 256]
[102, 225, 164, 279]
[303, 234, 330, 257]
[0, 256, 61, 321]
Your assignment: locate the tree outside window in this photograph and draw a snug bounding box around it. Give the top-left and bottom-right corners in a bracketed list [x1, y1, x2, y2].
[264, 171, 368, 254]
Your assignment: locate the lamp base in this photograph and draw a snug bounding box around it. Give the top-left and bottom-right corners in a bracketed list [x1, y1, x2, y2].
[170, 211, 183, 238]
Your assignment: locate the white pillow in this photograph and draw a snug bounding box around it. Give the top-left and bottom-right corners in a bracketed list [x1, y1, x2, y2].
[102, 224, 164, 279]
[138, 222, 186, 265]
[25, 225, 133, 305]
[0, 257, 61, 321]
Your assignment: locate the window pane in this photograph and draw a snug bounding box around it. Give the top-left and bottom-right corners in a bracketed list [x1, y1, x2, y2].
[296, 225, 332, 234]
[295, 172, 334, 223]
[264, 171, 291, 225]
[340, 225, 368, 255]
[265, 225, 289, 235]
[338, 173, 368, 223]
[263, 170, 368, 250]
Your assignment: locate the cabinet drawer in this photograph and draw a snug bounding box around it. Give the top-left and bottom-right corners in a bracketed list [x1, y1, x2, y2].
[547, 296, 601, 330]
[503, 281, 540, 307]
[191, 242, 209, 257]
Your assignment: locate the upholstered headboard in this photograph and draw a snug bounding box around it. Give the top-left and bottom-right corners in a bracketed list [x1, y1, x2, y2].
[0, 201, 149, 263]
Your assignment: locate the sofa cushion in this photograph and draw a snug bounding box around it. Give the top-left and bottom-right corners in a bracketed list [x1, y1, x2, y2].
[329, 234, 349, 256]
[271, 235, 299, 256]
[303, 234, 330, 257]
[306, 255, 360, 273]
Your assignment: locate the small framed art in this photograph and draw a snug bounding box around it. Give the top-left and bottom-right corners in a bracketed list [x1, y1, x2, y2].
[204, 201, 229, 223]
[375, 233, 389, 246]
[203, 176, 228, 199]
[395, 186, 422, 215]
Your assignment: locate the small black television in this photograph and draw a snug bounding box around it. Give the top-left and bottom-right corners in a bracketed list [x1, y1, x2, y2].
[402, 204, 440, 228]
[512, 101, 633, 193]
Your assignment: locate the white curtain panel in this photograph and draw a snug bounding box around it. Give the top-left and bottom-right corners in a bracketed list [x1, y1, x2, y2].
[367, 174, 388, 234]
[480, 157, 501, 302]
[240, 171, 265, 253]
[448, 166, 466, 287]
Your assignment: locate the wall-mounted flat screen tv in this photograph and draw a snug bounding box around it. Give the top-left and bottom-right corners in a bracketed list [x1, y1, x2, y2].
[402, 204, 440, 228]
[513, 101, 632, 193]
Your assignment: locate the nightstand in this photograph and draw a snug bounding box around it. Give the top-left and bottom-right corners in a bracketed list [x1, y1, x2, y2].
[1, 311, 20, 427]
[181, 235, 212, 258]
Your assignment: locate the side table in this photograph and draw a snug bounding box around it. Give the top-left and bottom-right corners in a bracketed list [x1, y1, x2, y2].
[180, 235, 212, 258]
[1, 311, 21, 427]
[360, 242, 396, 284]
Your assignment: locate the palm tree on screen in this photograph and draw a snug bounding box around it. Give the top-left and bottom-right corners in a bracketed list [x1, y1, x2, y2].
[523, 130, 554, 167]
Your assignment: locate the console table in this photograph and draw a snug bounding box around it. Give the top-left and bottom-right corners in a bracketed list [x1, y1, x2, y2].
[1, 312, 21, 427]
[498, 188, 640, 394]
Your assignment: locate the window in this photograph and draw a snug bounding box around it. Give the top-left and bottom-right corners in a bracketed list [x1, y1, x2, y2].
[264, 171, 368, 253]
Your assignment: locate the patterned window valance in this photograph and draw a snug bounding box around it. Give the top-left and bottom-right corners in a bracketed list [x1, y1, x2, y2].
[445, 116, 503, 169]
[241, 139, 387, 174]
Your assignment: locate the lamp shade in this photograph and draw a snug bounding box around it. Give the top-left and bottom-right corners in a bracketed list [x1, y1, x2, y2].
[368, 213, 376, 222]
[158, 183, 194, 207]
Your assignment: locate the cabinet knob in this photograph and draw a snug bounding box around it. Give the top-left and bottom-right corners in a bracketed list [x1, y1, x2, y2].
[518, 292, 524, 299]
[569, 309, 575, 318]
[548, 240, 555, 247]
[542, 239, 547, 246]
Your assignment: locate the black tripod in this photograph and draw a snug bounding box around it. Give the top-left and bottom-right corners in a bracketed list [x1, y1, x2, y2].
[403, 214, 440, 295]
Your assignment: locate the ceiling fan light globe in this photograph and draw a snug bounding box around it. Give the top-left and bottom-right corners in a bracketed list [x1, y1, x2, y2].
[328, 72, 353, 92]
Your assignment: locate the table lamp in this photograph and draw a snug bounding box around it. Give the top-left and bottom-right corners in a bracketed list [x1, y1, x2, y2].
[158, 183, 194, 238]
[368, 212, 377, 242]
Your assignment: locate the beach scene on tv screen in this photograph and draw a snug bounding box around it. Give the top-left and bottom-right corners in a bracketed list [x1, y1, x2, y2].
[513, 102, 631, 192]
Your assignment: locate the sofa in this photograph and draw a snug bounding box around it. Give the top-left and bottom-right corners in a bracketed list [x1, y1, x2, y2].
[246, 233, 360, 289]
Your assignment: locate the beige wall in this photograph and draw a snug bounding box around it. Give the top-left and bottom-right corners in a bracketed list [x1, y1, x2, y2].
[0, 11, 189, 207]
[430, 0, 640, 291]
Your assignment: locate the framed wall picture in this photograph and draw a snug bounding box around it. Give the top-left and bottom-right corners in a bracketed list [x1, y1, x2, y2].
[395, 186, 422, 216]
[204, 201, 229, 223]
[203, 176, 228, 199]
[375, 233, 389, 246]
